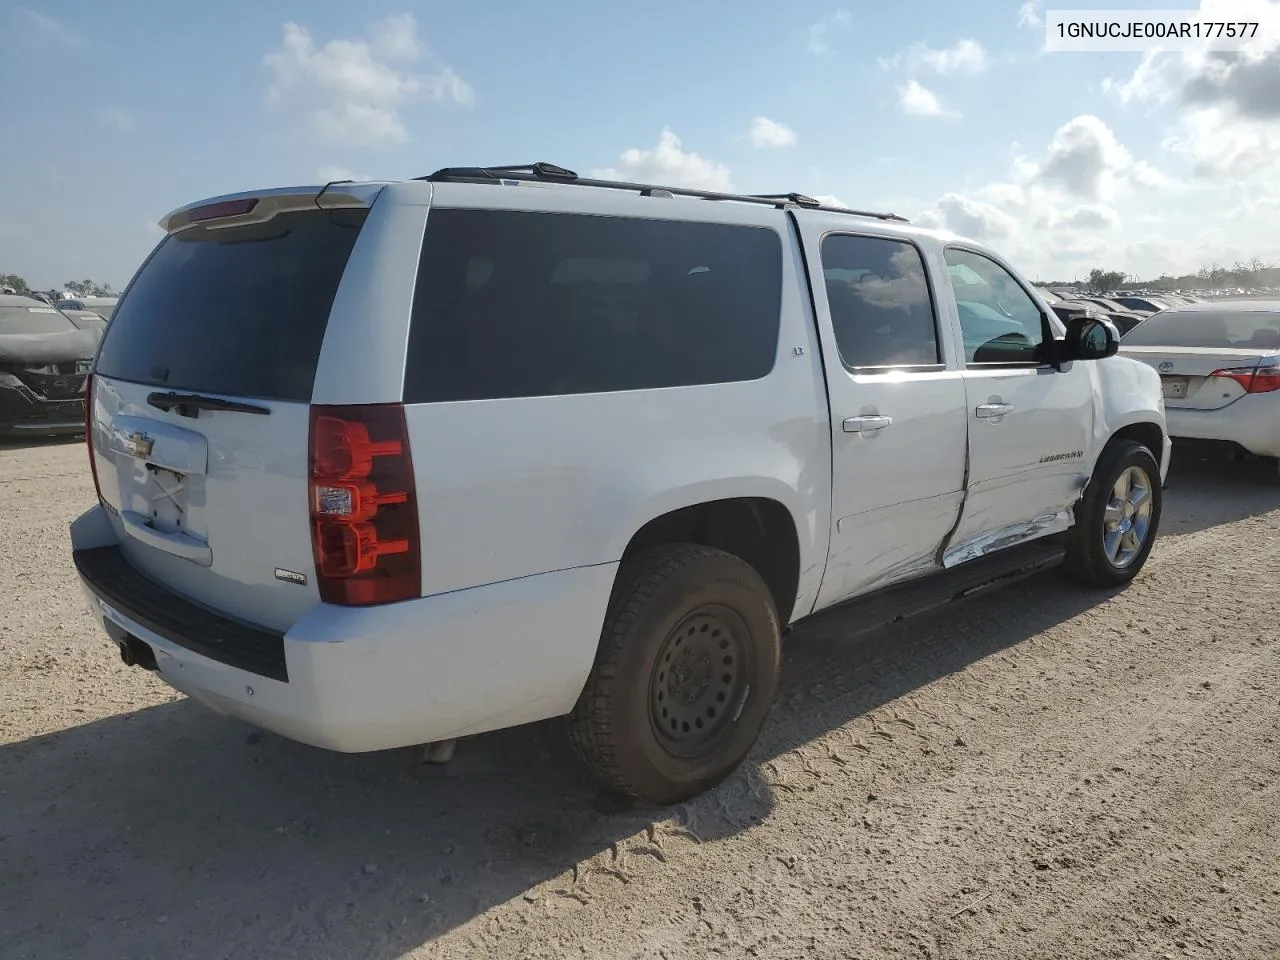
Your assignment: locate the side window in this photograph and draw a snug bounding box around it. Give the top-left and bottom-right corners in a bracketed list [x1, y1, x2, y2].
[403, 210, 783, 402]
[819, 234, 939, 369]
[943, 248, 1046, 365]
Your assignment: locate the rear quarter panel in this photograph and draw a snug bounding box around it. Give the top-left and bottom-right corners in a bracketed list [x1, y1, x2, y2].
[394, 186, 834, 622]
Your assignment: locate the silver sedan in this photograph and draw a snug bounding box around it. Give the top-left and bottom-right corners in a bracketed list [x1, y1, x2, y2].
[1120, 301, 1280, 477]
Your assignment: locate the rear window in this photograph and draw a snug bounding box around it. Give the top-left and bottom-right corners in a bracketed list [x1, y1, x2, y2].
[402, 209, 783, 403]
[94, 208, 368, 402]
[1122, 309, 1280, 350]
[0, 305, 78, 335]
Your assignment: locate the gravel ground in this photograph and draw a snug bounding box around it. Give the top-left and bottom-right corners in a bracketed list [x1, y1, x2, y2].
[1, 439, 1278, 960]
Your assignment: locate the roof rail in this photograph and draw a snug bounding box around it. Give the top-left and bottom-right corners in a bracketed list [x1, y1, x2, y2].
[419, 162, 909, 222]
[749, 193, 909, 222]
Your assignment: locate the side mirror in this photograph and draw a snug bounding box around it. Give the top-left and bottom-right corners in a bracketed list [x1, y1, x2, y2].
[1060, 315, 1119, 362]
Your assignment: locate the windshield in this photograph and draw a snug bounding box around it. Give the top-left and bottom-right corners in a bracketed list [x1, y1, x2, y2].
[0, 304, 79, 335]
[1122, 309, 1280, 350]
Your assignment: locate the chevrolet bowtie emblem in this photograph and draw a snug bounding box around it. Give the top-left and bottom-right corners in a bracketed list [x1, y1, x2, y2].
[124, 431, 154, 459]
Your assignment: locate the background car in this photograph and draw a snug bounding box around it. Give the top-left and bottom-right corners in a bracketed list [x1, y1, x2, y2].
[58, 308, 109, 332]
[1120, 301, 1280, 479]
[1113, 295, 1175, 314]
[1060, 297, 1149, 334]
[0, 294, 101, 437]
[56, 296, 117, 320]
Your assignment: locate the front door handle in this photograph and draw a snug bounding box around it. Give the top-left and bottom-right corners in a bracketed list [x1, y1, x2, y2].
[843, 415, 893, 435]
[975, 402, 1013, 419]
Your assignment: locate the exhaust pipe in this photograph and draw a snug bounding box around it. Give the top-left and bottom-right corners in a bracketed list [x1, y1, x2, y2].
[118, 635, 157, 671]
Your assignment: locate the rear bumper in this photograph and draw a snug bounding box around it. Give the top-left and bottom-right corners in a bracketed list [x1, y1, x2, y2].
[70, 504, 616, 752]
[1166, 398, 1280, 459]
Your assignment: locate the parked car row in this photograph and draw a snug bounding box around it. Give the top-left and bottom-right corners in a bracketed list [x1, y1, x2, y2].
[1036, 289, 1149, 334]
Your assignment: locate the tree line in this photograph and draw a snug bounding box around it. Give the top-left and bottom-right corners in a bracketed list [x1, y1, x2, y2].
[0, 275, 116, 297]
[1045, 258, 1279, 295]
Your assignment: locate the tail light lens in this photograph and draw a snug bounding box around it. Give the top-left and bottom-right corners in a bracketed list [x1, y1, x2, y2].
[84, 373, 102, 501]
[307, 404, 420, 606]
[1209, 365, 1280, 394]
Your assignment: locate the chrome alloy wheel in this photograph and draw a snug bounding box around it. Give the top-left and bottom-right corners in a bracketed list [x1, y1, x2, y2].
[1102, 464, 1154, 568]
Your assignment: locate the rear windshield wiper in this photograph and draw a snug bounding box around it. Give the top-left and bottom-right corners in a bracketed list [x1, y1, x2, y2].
[147, 391, 271, 418]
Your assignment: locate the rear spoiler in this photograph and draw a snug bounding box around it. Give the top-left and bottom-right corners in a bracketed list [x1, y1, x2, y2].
[158, 182, 392, 235]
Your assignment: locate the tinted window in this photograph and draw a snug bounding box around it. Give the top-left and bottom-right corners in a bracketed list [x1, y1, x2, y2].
[0, 305, 78, 335]
[94, 208, 368, 402]
[944, 248, 1046, 365]
[1121, 309, 1280, 349]
[403, 210, 782, 402]
[819, 235, 939, 368]
[1114, 297, 1164, 312]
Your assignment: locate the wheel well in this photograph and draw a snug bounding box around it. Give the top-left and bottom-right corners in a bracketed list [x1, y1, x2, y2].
[1108, 421, 1164, 460]
[623, 498, 801, 623]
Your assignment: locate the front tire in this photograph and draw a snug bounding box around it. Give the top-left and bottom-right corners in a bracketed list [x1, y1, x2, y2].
[568, 544, 781, 805]
[1061, 439, 1162, 588]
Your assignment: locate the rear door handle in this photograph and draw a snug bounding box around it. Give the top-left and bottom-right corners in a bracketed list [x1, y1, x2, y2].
[843, 415, 893, 435]
[975, 403, 1013, 419]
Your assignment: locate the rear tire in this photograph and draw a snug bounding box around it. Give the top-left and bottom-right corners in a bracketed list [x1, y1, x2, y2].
[568, 544, 781, 805]
[1061, 440, 1162, 588]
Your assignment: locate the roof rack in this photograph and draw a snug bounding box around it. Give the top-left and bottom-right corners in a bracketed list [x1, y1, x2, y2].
[419, 162, 909, 223]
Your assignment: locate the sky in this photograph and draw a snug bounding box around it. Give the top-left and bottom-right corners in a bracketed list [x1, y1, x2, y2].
[1, 0, 1277, 289]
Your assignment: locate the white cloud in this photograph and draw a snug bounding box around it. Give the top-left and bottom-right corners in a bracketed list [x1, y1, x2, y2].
[316, 165, 369, 182]
[880, 38, 987, 75]
[592, 129, 733, 192]
[99, 108, 135, 133]
[1018, 1, 1042, 28]
[898, 80, 958, 118]
[812, 194, 848, 208]
[807, 8, 853, 54]
[921, 38, 987, 74]
[1033, 115, 1135, 200]
[1104, 0, 1280, 179]
[9, 5, 84, 46]
[913, 115, 1202, 279]
[367, 12, 422, 60]
[917, 193, 1018, 241]
[747, 116, 798, 149]
[1055, 204, 1123, 231]
[264, 14, 473, 145]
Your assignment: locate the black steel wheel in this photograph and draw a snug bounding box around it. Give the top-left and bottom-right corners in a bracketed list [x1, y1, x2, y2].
[569, 544, 781, 805]
[648, 606, 754, 759]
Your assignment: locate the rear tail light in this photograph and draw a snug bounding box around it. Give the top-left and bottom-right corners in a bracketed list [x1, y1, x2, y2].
[1209, 365, 1280, 394]
[307, 404, 420, 606]
[84, 373, 102, 502]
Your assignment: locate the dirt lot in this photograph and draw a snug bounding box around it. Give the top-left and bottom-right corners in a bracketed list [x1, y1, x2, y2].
[2, 440, 1278, 960]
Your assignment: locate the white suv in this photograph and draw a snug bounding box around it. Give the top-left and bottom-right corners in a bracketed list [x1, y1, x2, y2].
[71, 163, 1171, 804]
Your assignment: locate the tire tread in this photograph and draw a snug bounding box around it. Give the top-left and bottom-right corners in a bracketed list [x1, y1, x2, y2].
[1061, 439, 1161, 588]
[568, 544, 770, 800]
